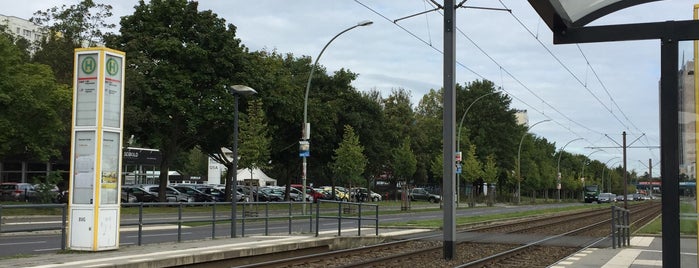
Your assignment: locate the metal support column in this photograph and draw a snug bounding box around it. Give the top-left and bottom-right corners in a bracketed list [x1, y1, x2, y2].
[660, 36, 680, 267]
[442, 0, 456, 260]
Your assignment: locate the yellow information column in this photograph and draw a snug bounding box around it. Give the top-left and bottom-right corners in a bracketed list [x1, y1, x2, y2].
[694, 4, 699, 263]
[68, 47, 125, 251]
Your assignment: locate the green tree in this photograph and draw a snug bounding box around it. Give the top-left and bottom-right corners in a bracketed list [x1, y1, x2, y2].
[392, 138, 417, 187]
[483, 154, 498, 205]
[106, 0, 247, 201]
[238, 98, 272, 174]
[462, 145, 482, 205]
[0, 34, 71, 162]
[172, 147, 208, 180]
[429, 152, 443, 182]
[483, 154, 498, 185]
[330, 125, 367, 190]
[414, 88, 444, 185]
[31, 0, 115, 85]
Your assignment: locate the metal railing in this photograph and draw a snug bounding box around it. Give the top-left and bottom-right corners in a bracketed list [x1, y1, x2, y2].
[0, 201, 318, 249]
[315, 200, 379, 237]
[611, 205, 630, 249]
[0, 203, 68, 249]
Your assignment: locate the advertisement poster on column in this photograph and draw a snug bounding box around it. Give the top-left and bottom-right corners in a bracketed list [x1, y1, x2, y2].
[100, 132, 120, 204]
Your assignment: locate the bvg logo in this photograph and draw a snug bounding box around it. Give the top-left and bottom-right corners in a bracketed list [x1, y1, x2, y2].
[106, 58, 119, 76]
[81, 56, 96, 74]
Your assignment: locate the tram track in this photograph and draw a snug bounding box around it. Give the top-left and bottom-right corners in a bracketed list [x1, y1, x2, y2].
[196, 202, 661, 268]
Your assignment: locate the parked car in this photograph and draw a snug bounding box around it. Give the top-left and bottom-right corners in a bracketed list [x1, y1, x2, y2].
[0, 182, 37, 202]
[321, 186, 350, 201]
[138, 184, 194, 202]
[369, 190, 382, 202]
[598, 193, 616, 203]
[409, 188, 441, 203]
[172, 185, 216, 202]
[122, 185, 159, 203]
[291, 184, 324, 202]
[351, 187, 370, 202]
[256, 187, 284, 202]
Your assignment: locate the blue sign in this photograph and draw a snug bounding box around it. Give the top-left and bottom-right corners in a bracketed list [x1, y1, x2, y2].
[456, 164, 462, 174]
[299, 151, 310, 157]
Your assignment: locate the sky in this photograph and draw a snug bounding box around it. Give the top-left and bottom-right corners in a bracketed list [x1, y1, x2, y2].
[3, 0, 699, 178]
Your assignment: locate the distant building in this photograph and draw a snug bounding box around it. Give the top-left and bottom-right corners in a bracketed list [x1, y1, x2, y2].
[0, 14, 45, 52]
[515, 109, 528, 126]
[678, 60, 696, 180]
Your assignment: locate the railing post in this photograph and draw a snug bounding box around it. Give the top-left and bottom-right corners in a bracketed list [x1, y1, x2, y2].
[309, 201, 314, 233]
[242, 203, 246, 237]
[212, 202, 216, 239]
[611, 206, 617, 249]
[177, 203, 183, 242]
[264, 202, 269, 236]
[358, 203, 362, 236]
[288, 201, 292, 235]
[230, 200, 236, 238]
[61, 204, 67, 250]
[315, 200, 320, 237]
[338, 201, 342, 236]
[138, 203, 143, 246]
[375, 204, 379, 236]
[0, 205, 3, 234]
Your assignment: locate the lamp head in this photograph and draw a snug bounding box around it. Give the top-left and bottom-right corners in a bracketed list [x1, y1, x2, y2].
[228, 85, 257, 96]
[357, 20, 373, 27]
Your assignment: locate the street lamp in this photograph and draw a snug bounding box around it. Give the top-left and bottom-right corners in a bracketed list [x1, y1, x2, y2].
[516, 119, 550, 204]
[556, 137, 583, 202]
[456, 91, 498, 206]
[602, 157, 621, 192]
[605, 160, 622, 194]
[228, 84, 257, 238]
[527, 1, 699, 265]
[301, 20, 372, 214]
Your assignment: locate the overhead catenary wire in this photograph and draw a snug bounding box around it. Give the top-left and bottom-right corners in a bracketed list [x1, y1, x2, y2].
[354, 0, 649, 156]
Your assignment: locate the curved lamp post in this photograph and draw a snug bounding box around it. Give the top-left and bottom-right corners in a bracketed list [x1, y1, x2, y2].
[456, 91, 498, 205]
[605, 160, 622, 194]
[301, 20, 372, 214]
[602, 157, 621, 192]
[516, 119, 550, 204]
[556, 137, 583, 202]
[228, 84, 257, 238]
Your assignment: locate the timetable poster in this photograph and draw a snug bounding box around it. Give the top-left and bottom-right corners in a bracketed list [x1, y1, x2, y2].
[73, 131, 96, 204]
[75, 53, 99, 126]
[103, 54, 122, 128]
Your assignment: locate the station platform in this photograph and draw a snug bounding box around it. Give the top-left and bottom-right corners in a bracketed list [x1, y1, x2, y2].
[552, 236, 697, 268]
[2, 232, 696, 267]
[0, 228, 428, 268]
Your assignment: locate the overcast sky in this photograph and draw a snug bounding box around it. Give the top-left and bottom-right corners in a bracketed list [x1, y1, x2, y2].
[5, 0, 699, 177]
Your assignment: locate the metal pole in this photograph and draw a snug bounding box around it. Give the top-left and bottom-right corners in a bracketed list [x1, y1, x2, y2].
[516, 119, 550, 204]
[443, 0, 456, 260]
[622, 131, 628, 209]
[232, 94, 239, 238]
[660, 35, 680, 267]
[457, 91, 497, 204]
[557, 138, 583, 202]
[302, 20, 372, 215]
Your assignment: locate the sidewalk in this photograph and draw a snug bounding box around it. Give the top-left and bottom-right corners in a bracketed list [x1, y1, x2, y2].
[551, 236, 697, 268]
